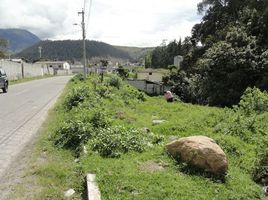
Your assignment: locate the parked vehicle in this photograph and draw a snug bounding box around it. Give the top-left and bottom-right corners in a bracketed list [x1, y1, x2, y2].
[0, 68, 8, 93]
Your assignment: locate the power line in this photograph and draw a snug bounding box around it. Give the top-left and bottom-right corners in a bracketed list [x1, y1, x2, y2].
[85, 0, 93, 36]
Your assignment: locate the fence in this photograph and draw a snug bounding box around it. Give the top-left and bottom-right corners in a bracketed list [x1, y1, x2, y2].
[0, 60, 54, 80]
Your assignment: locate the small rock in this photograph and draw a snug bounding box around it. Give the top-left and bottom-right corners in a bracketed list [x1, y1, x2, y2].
[147, 142, 153, 148]
[143, 127, 151, 133]
[152, 120, 165, 125]
[263, 186, 268, 196]
[64, 188, 75, 197]
[168, 136, 178, 142]
[83, 146, 88, 154]
[74, 158, 79, 163]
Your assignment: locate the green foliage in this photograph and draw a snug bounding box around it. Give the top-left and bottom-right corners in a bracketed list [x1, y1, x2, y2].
[88, 126, 149, 158]
[214, 87, 268, 184]
[64, 86, 90, 110]
[237, 87, 268, 115]
[253, 149, 268, 184]
[70, 73, 84, 82]
[105, 74, 123, 89]
[116, 66, 129, 79]
[0, 38, 7, 58]
[215, 87, 268, 143]
[121, 85, 146, 104]
[150, 39, 183, 68]
[54, 119, 94, 153]
[161, 0, 268, 107]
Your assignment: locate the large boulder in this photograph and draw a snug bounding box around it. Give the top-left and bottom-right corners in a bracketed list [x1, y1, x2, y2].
[166, 136, 228, 174]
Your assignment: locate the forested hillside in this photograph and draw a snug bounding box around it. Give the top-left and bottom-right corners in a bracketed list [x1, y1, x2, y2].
[149, 0, 268, 107]
[15, 40, 152, 63]
[115, 46, 154, 63]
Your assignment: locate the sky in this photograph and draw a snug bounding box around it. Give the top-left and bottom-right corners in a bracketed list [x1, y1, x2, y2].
[0, 0, 202, 47]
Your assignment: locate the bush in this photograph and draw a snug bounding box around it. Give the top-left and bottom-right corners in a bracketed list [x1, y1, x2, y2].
[121, 85, 146, 104]
[64, 86, 90, 110]
[71, 74, 84, 83]
[106, 75, 122, 89]
[90, 109, 111, 128]
[88, 126, 149, 158]
[253, 150, 268, 184]
[54, 119, 94, 153]
[95, 84, 112, 98]
[235, 87, 268, 115]
[215, 87, 268, 143]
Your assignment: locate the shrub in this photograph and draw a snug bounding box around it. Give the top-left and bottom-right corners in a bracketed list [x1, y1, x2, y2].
[71, 73, 84, 83]
[54, 119, 94, 153]
[90, 109, 111, 128]
[121, 85, 146, 104]
[253, 149, 268, 185]
[235, 87, 268, 116]
[64, 86, 90, 110]
[215, 87, 268, 143]
[95, 84, 112, 98]
[106, 75, 122, 89]
[88, 126, 149, 158]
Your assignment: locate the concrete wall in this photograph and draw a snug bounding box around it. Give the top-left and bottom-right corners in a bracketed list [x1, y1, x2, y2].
[0, 60, 54, 80]
[127, 79, 171, 95]
[127, 80, 146, 91]
[137, 72, 163, 82]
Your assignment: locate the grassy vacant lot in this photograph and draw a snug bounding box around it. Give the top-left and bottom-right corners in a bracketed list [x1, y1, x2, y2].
[13, 74, 267, 200]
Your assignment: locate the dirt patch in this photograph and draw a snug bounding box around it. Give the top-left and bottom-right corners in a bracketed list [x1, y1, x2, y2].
[0, 134, 41, 200]
[139, 161, 165, 173]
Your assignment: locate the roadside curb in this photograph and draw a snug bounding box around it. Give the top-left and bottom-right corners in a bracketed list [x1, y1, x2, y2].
[87, 174, 101, 200]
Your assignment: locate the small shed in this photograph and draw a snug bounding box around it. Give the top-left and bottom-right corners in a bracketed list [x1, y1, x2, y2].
[127, 79, 171, 95]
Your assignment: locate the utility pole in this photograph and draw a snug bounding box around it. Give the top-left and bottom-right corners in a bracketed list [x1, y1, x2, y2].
[38, 46, 42, 59]
[78, 9, 87, 80]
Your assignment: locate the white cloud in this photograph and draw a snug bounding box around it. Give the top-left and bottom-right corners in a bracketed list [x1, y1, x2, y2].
[0, 0, 202, 47]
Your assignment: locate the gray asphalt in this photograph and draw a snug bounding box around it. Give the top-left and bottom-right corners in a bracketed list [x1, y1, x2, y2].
[0, 76, 71, 178]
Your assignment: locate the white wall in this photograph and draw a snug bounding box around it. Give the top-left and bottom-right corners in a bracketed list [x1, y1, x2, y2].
[0, 60, 53, 80]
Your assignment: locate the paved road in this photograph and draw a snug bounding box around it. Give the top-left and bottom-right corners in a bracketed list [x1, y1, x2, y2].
[0, 76, 71, 178]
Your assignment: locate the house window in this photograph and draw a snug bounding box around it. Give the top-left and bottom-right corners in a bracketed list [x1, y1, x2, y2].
[149, 72, 152, 75]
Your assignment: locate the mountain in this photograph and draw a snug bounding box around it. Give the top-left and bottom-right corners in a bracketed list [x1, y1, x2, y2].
[0, 28, 40, 53]
[115, 46, 154, 63]
[15, 40, 153, 63]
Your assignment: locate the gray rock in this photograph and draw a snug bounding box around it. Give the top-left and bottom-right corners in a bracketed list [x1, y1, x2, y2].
[64, 189, 75, 197]
[152, 120, 166, 125]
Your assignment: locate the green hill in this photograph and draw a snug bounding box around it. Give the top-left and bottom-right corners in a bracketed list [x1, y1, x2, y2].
[115, 46, 154, 63]
[15, 40, 154, 63]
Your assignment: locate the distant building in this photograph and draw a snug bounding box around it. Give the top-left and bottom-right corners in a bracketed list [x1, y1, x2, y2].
[174, 55, 183, 67]
[137, 68, 165, 82]
[36, 61, 71, 75]
[127, 79, 171, 95]
[36, 61, 70, 70]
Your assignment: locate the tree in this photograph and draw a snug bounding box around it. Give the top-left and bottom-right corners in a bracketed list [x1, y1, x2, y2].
[196, 26, 260, 106]
[0, 39, 7, 58]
